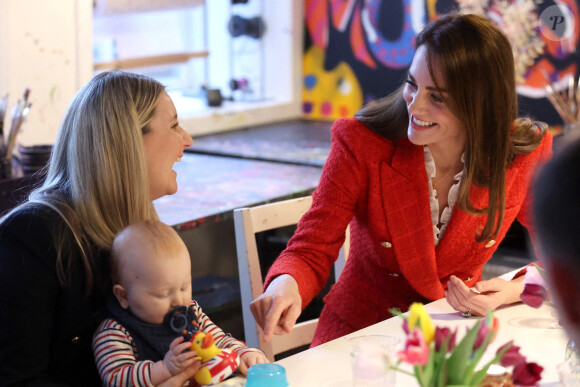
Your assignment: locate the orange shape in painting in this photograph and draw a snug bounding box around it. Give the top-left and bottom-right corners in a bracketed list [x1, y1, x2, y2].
[350, 3, 376, 69]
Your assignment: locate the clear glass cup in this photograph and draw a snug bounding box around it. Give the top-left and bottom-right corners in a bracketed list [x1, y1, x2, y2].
[566, 339, 579, 361]
[558, 359, 580, 386]
[347, 335, 400, 387]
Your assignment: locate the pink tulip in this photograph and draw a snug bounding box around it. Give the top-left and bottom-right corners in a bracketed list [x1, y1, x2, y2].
[520, 283, 548, 308]
[497, 341, 526, 367]
[398, 328, 429, 366]
[473, 316, 498, 351]
[473, 325, 489, 351]
[522, 265, 547, 289]
[512, 361, 543, 385]
[434, 326, 456, 352]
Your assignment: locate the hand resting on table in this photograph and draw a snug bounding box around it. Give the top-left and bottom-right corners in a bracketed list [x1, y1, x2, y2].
[445, 275, 525, 316]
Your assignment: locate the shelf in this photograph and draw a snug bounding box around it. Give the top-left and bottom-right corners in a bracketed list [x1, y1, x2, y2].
[94, 0, 205, 16]
[94, 50, 209, 71]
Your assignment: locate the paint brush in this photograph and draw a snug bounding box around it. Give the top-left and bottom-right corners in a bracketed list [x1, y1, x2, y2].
[544, 85, 571, 123]
[4, 88, 31, 160]
[541, 69, 578, 124]
[0, 93, 8, 152]
[5, 102, 31, 161]
[569, 75, 575, 115]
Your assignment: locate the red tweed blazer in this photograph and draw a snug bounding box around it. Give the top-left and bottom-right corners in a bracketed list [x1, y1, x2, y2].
[264, 118, 553, 345]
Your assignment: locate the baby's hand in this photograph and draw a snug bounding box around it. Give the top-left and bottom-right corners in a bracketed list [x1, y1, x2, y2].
[238, 350, 269, 375]
[164, 336, 199, 375]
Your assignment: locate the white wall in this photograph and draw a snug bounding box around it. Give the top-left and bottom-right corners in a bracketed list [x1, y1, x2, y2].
[0, 0, 92, 146]
[0, 0, 303, 146]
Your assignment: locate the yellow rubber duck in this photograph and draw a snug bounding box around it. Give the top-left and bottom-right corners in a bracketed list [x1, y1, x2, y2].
[190, 331, 240, 385]
[191, 331, 222, 363]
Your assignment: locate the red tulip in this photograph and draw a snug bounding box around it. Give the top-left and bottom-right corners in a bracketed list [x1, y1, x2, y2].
[512, 361, 543, 385]
[434, 326, 457, 352]
[520, 283, 548, 309]
[398, 328, 429, 366]
[497, 341, 526, 367]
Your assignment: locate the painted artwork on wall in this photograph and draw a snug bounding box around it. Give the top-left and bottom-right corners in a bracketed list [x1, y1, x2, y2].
[302, 0, 580, 129]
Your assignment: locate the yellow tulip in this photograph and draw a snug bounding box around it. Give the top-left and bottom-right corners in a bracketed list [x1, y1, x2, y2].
[408, 303, 435, 344]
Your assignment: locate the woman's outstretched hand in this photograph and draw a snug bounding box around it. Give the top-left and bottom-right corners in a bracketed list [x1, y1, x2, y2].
[445, 275, 525, 316]
[157, 359, 202, 387]
[250, 274, 302, 342]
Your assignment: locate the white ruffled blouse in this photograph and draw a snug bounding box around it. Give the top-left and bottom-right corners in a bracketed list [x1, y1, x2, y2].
[423, 146, 465, 246]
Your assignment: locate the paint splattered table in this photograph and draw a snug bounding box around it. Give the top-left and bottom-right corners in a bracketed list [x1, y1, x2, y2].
[154, 153, 323, 231]
[185, 119, 332, 167]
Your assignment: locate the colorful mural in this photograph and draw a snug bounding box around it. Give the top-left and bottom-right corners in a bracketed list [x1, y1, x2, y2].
[302, 0, 580, 127]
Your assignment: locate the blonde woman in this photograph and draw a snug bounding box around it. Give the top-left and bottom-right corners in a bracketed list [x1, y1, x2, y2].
[0, 71, 195, 386]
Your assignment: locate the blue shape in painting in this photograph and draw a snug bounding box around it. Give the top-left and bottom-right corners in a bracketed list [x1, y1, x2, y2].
[363, 0, 421, 69]
[304, 74, 317, 90]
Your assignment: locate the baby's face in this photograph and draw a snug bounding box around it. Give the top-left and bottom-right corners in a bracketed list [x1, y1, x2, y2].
[122, 248, 192, 324]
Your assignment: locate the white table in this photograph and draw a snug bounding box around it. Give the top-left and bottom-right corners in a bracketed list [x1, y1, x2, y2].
[220, 268, 569, 386]
[275, 299, 568, 386]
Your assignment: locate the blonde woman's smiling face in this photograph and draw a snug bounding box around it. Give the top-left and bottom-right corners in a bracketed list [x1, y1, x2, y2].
[142, 91, 193, 200]
[403, 46, 466, 150]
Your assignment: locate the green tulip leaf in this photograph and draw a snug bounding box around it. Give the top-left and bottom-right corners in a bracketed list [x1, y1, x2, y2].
[446, 319, 482, 384]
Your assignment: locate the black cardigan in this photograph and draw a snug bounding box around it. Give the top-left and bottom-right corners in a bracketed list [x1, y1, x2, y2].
[0, 205, 107, 386]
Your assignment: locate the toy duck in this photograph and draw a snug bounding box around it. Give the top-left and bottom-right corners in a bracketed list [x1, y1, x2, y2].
[190, 331, 240, 385]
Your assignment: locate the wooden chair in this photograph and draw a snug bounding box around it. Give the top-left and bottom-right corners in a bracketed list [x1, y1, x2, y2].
[234, 195, 349, 361]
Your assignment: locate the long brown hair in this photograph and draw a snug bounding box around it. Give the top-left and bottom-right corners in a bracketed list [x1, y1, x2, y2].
[356, 13, 546, 242]
[2, 71, 164, 291]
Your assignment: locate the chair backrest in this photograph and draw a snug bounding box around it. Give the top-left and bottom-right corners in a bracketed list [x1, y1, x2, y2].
[234, 195, 349, 361]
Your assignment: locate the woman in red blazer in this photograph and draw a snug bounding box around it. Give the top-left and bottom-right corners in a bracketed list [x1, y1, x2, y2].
[251, 13, 553, 346]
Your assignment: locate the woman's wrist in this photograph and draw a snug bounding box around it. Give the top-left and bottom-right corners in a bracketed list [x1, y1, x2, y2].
[507, 277, 525, 304]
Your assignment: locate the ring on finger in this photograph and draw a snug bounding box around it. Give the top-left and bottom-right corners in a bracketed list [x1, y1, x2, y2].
[462, 308, 472, 318]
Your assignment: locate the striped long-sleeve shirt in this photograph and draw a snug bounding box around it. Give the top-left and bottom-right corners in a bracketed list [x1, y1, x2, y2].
[92, 300, 260, 387]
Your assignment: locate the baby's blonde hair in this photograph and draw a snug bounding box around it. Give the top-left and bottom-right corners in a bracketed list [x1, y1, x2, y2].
[111, 220, 188, 284]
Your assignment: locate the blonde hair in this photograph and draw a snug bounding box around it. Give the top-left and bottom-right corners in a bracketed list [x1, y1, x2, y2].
[356, 14, 546, 242]
[110, 220, 187, 284]
[3, 71, 165, 291]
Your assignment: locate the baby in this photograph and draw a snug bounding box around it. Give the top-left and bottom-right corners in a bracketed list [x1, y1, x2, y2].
[93, 220, 268, 386]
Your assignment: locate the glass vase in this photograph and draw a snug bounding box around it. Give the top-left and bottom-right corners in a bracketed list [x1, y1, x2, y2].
[566, 339, 580, 361]
[560, 341, 580, 386]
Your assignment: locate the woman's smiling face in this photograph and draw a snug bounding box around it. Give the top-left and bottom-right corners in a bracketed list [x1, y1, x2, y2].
[142, 91, 193, 201]
[403, 45, 466, 149]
